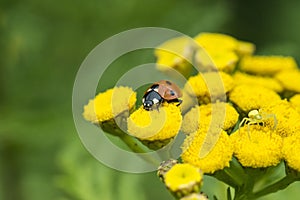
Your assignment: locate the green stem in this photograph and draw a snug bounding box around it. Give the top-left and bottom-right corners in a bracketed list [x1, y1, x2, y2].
[119, 133, 146, 153]
[119, 133, 160, 165]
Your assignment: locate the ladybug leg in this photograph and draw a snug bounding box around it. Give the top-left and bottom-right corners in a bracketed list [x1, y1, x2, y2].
[166, 99, 182, 106]
[176, 99, 182, 106]
[154, 102, 161, 111]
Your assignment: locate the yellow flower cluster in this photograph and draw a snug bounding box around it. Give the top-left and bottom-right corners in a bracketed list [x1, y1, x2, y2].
[181, 102, 239, 134]
[230, 126, 283, 168]
[155, 36, 194, 77]
[82, 32, 300, 181]
[164, 163, 203, 193]
[184, 71, 234, 104]
[229, 84, 281, 113]
[181, 126, 233, 173]
[194, 33, 249, 73]
[83, 86, 136, 123]
[282, 134, 300, 171]
[239, 56, 297, 75]
[233, 72, 283, 93]
[127, 103, 182, 149]
[194, 33, 239, 51]
[155, 33, 255, 77]
[261, 99, 300, 137]
[275, 70, 300, 93]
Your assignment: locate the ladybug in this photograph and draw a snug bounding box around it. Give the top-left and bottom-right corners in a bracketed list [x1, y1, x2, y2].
[142, 80, 182, 111]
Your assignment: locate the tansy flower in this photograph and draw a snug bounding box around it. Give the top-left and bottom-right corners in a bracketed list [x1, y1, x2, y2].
[164, 163, 203, 198]
[233, 72, 283, 93]
[83, 86, 136, 123]
[194, 32, 238, 52]
[235, 40, 256, 57]
[239, 55, 298, 76]
[275, 69, 300, 94]
[261, 99, 300, 137]
[290, 94, 300, 113]
[155, 36, 194, 77]
[181, 102, 239, 135]
[184, 71, 234, 104]
[180, 193, 209, 200]
[127, 103, 182, 150]
[229, 84, 281, 113]
[181, 127, 233, 173]
[195, 48, 238, 73]
[230, 126, 283, 168]
[282, 134, 300, 172]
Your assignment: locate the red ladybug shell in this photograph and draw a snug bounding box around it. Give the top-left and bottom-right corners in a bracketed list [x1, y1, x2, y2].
[151, 80, 182, 100]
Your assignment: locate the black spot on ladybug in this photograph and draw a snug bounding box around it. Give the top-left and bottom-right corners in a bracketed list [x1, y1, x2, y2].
[170, 90, 175, 96]
[166, 80, 172, 85]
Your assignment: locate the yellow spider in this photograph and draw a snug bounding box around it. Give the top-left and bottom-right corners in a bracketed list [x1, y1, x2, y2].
[239, 109, 277, 139]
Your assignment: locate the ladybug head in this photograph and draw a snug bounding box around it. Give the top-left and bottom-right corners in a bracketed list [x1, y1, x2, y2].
[142, 90, 163, 111]
[143, 100, 153, 111]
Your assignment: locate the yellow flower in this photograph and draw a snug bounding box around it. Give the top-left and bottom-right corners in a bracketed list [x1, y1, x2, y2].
[180, 193, 208, 200]
[185, 71, 234, 104]
[233, 72, 283, 93]
[164, 163, 203, 196]
[282, 134, 300, 172]
[261, 99, 300, 137]
[229, 84, 281, 113]
[155, 36, 194, 77]
[181, 102, 239, 135]
[239, 55, 298, 76]
[290, 94, 300, 113]
[194, 32, 238, 52]
[275, 69, 300, 93]
[127, 103, 182, 149]
[235, 40, 256, 57]
[83, 86, 136, 123]
[181, 127, 233, 173]
[230, 126, 283, 168]
[195, 48, 238, 73]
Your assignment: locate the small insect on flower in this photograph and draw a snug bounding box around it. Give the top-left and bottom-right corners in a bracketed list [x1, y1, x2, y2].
[239, 109, 277, 139]
[142, 80, 182, 111]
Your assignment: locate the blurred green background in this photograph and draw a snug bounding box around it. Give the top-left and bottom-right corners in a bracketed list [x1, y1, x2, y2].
[1, 0, 300, 199]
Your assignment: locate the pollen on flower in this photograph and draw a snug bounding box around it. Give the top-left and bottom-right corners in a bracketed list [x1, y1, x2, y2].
[181, 127, 233, 173]
[261, 99, 300, 137]
[282, 134, 300, 172]
[83, 86, 136, 123]
[229, 84, 281, 113]
[239, 55, 298, 76]
[184, 71, 234, 104]
[181, 102, 239, 135]
[195, 48, 238, 73]
[194, 32, 238, 52]
[155, 36, 194, 77]
[164, 163, 203, 193]
[230, 126, 283, 168]
[127, 103, 182, 141]
[233, 72, 283, 93]
[275, 69, 300, 93]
